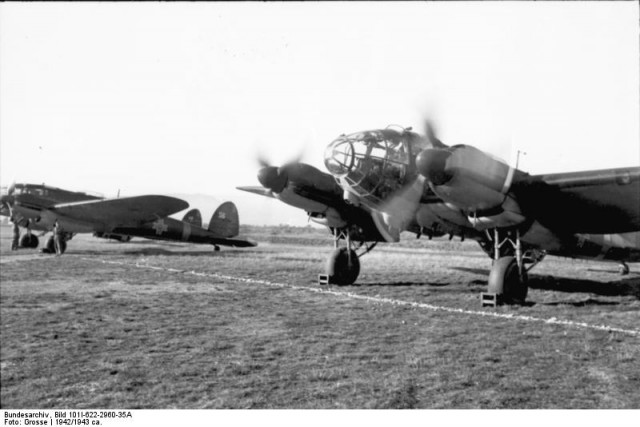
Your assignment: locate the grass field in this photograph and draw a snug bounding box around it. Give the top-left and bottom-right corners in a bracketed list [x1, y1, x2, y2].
[1, 224, 639, 408]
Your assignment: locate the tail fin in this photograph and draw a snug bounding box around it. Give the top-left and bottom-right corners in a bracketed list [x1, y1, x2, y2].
[208, 202, 239, 238]
[182, 209, 202, 228]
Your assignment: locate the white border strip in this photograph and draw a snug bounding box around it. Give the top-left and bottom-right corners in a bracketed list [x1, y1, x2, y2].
[84, 258, 640, 337]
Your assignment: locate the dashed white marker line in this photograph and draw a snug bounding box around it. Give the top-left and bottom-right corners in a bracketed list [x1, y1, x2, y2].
[83, 257, 640, 337]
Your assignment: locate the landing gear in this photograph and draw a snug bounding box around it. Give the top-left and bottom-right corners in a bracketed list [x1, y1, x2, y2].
[483, 228, 544, 306]
[322, 228, 377, 286]
[618, 262, 630, 276]
[326, 247, 360, 286]
[19, 233, 39, 249]
[213, 245, 220, 252]
[43, 235, 67, 254]
[43, 236, 55, 253]
[488, 256, 528, 303]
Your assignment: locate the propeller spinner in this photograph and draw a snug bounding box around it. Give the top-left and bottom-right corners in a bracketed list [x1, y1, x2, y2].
[257, 166, 288, 193]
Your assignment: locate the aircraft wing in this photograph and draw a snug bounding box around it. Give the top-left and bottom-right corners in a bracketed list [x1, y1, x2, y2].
[236, 186, 277, 199]
[512, 167, 640, 234]
[49, 195, 190, 228]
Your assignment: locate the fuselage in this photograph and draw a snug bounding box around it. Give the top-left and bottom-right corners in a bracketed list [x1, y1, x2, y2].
[313, 128, 640, 263]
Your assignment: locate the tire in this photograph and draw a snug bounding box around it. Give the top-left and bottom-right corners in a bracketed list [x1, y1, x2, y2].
[44, 236, 55, 254]
[488, 256, 528, 304]
[325, 247, 360, 286]
[47, 236, 67, 254]
[19, 234, 39, 249]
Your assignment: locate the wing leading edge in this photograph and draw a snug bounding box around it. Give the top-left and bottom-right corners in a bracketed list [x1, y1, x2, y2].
[49, 195, 190, 228]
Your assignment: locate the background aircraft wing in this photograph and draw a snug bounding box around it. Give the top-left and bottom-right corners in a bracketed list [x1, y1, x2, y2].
[50, 195, 190, 227]
[512, 166, 640, 234]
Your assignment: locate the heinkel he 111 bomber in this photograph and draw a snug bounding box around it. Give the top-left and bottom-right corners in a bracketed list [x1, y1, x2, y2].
[1, 183, 256, 253]
[239, 123, 640, 305]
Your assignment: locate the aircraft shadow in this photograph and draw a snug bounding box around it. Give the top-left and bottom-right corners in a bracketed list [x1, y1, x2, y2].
[451, 267, 640, 300]
[528, 276, 640, 299]
[451, 266, 640, 299]
[538, 298, 621, 307]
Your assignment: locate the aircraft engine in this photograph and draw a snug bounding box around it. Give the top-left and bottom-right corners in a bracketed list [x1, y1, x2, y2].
[258, 163, 341, 196]
[415, 145, 515, 213]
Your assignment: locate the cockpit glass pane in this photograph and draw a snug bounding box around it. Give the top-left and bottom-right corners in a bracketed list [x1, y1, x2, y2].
[324, 129, 414, 206]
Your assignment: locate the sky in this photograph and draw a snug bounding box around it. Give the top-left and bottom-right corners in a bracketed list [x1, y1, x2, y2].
[1, 2, 638, 226]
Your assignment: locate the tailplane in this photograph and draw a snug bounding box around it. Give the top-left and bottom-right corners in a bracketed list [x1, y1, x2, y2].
[182, 209, 202, 228]
[208, 202, 239, 237]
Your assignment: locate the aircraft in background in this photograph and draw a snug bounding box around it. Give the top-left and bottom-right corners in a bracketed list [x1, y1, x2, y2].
[239, 124, 640, 305]
[1, 183, 256, 253]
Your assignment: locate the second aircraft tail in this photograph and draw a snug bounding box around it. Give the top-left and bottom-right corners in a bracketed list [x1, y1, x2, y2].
[208, 202, 239, 238]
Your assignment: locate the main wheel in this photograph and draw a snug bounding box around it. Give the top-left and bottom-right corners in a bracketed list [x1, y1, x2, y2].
[43, 236, 55, 253]
[19, 234, 39, 249]
[488, 256, 528, 304]
[46, 236, 67, 254]
[325, 248, 360, 286]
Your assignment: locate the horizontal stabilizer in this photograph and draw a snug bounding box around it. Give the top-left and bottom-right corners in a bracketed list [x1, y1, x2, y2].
[182, 208, 202, 228]
[209, 237, 257, 248]
[208, 201, 239, 238]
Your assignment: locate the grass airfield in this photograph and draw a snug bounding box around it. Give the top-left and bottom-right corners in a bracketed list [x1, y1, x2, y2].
[1, 224, 639, 409]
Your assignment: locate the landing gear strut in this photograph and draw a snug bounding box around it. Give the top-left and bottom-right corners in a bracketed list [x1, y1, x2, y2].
[43, 235, 67, 254]
[322, 228, 376, 286]
[484, 228, 544, 305]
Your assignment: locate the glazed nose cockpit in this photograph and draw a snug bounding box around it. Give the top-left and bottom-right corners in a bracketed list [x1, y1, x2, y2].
[324, 128, 423, 206]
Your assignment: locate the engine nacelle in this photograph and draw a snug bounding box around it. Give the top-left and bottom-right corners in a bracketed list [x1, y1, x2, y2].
[416, 145, 516, 213]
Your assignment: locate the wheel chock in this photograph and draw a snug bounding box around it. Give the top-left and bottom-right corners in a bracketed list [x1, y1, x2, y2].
[318, 274, 330, 286]
[481, 292, 500, 307]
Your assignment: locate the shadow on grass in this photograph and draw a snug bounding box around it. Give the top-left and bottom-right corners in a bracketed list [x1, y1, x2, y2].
[452, 267, 640, 299]
[538, 298, 621, 307]
[529, 275, 640, 299]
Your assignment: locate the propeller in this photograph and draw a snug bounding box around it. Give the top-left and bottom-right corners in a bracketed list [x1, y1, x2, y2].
[378, 174, 426, 232]
[255, 149, 305, 194]
[375, 116, 449, 232]
[415, 148, 452, 186]
[257, 165, 288, 193]
[422, 118, 446, 149]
